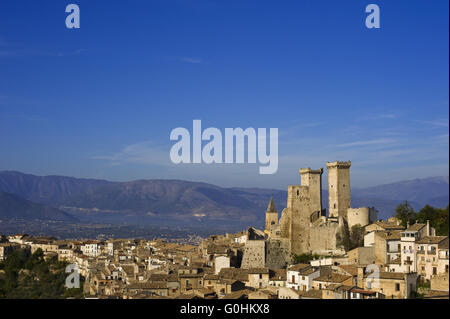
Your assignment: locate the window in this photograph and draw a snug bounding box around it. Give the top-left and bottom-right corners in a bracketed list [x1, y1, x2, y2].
[395, 283, 400, 291]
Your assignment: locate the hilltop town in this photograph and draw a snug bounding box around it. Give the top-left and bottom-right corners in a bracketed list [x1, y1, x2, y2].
[0, 161, 448, 299]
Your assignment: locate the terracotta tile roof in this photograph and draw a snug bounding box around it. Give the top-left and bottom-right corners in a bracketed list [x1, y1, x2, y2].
[204, 274, 219, 280]
[372, 221, 404, 230]
[336, 265, 358, 276]
[363, 271, 405, 280]
[269, 269, 287, 281]
[288, 263, 310, 272]
[218, 268, 249, 282]
[418, 236, 447, 245]
[376, 230, 402, 240]
[314, 273, 352, 283]
[248, 267, 269, 274]
[406, 223, 426, 232]
[127, 282, 168, 290]
[222, 289, 253, 299]
[298, 289, 322, 299]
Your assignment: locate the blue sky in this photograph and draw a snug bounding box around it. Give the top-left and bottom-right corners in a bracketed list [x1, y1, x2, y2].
[0, 0, 448, 189]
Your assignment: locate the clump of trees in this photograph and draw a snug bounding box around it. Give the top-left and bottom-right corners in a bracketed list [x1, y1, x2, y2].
[336, 224, 365, 251]
[0, 248, 84, 299]
[394, 202, 449, 236]
[292, 253, 320, 264]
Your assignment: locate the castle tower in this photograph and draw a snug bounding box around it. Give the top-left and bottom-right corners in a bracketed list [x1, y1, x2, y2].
[326, 161, 351, 220]
[265, 197, 278, 232]
[299, 168, 323, 214]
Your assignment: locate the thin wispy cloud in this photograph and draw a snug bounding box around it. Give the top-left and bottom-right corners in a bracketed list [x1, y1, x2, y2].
[179, 57, 205, 64]
[333, 138, 398, 148]
[91, 141, 171, 167]
[0, 113, 47, 121]
[358, 112, 398, 121]
[415, 119, 449, 128]
[0, 46, 87, 58]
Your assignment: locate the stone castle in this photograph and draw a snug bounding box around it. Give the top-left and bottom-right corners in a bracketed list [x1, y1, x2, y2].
[241, 161, 378, 269]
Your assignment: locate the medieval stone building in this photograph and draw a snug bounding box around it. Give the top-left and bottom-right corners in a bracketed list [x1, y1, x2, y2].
[265, 161, 377, 257]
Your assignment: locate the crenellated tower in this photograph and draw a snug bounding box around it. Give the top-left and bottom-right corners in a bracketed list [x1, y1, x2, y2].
[326, 161, 351, 220]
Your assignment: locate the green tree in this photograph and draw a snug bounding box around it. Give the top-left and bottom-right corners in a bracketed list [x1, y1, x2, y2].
[349, 225, 365, 249]
[292, 253, 319, 264]
[395, 201, 416, 228]
[416, 205, 449, 236]
[0, 248, 84, 299]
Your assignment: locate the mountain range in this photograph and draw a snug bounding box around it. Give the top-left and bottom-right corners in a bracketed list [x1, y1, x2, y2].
[0, 171, 448, 229]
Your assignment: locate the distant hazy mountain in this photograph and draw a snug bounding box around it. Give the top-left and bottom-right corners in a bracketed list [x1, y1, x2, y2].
[0, 171, 113, 205]
[352, 176, 449, 206]
[0, 171, 447, 227]
[0, 191, 77, 222]
[59, 180, 285, 227]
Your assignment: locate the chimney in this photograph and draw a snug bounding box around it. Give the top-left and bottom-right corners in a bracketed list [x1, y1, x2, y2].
[426, 220, 430, 236]
[406, 221, 410, 229]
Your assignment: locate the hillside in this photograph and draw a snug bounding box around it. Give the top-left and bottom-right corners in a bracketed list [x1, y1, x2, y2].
[0, 191, 77, 222]
[0, 171, 447, 228]
[0, 171, 113, 205]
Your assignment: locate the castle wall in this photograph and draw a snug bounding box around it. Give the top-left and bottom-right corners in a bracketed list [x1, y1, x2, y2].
[347, 207, 371, 229]
[309, 222, 341, 255]
[287, 186, 311, 255]
[265, 238, 291, 269]
[241, 240, 265, 269]
[279, 208, 290, 239]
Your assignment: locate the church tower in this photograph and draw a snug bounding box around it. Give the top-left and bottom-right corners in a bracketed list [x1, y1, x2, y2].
[265, 197, 278, 232]
[326, 161, 351, 220]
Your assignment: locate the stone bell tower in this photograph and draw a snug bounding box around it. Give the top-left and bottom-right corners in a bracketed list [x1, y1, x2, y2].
[265, 197, 278, 232]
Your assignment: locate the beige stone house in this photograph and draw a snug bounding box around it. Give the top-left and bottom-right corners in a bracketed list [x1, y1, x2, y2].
[178, 267, 204, 292]
[248, 289, 277, 299]
[278, 287, 302, 299]
[247, 267, 270, 289]
[360, 269, 417, 299]
[268, 268, 286, 287]
[417, 236, 449, 280]
[312, 273, 353, 290]
[216, 279, 246, 297]
[287, 263, 321, 291]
